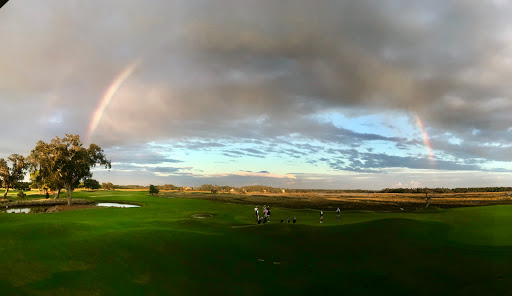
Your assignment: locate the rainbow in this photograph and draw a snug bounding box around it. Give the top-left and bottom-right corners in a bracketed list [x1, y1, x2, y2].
[415, 114, 435, 165]
[86, 60, 140, 142]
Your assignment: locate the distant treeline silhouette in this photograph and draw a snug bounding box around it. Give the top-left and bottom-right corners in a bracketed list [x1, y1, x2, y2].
[379, 187, 512, 193]
[110, 184, 512, 194]
[284, 187, 512, 194]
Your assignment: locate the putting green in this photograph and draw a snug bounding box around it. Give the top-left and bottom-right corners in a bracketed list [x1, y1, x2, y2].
[0, 190, 511, 295]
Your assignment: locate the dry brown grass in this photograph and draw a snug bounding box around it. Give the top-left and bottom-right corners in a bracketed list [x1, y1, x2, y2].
[177, 191, 512, 212]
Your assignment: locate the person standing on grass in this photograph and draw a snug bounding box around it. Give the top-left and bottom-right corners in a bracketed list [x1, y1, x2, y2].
[336, 207, 341, 221]
[293, 217, 296, 223]
[264, 206, 268, 221]
[254, 206, 259, 221]
[267, 207, 271, 222]
[320, 210, 324, 223]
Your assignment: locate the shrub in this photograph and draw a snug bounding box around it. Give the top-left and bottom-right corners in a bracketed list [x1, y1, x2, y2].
[17, 191, 26, 199]
[149, 185, 159, 196]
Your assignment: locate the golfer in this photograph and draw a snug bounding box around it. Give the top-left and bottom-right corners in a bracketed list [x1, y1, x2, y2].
[336, 207, 341, 221]
[254, 207, 259, 221]
[320, 210, 324, 223]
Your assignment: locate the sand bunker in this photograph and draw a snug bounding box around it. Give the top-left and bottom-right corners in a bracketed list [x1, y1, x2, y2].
[191, 213, 213, 219]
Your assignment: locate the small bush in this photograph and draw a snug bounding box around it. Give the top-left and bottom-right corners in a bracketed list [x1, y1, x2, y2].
[149, 185, 159, 196]
[17, 191, 26, 199]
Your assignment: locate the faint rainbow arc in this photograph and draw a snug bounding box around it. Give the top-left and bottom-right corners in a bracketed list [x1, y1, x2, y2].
[86, 60, 141, 142]
[414, 114, 435, 165]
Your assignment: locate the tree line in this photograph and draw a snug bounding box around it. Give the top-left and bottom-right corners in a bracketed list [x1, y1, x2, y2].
[157, 184, 512, 194]
[78, 180, 115, 191]
[0, 134, 110, 205]
[379, 187, 512, 194]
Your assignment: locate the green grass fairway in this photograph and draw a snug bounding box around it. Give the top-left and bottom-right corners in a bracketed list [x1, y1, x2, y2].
[1, 190, 512, 295]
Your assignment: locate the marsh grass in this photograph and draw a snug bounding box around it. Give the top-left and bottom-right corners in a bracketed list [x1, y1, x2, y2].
[174, 191, 512, 211]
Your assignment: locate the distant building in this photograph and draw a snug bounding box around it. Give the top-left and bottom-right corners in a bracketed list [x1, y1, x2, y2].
[230, 188, 236, 193]
[282, 189, 286, 193]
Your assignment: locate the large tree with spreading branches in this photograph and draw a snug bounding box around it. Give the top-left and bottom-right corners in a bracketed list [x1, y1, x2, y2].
[29, 139, 65, 198]
[29, 134, 111, 205]
[0, 154, 28, 198]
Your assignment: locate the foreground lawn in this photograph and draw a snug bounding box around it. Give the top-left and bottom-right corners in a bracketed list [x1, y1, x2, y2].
[0, 190, 511, 295]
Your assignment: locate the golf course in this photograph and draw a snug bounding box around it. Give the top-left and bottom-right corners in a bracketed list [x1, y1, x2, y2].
[1, 190, 511, 295]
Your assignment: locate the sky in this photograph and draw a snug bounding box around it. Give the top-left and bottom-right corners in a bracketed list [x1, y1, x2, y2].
[1, 0, 512, 189]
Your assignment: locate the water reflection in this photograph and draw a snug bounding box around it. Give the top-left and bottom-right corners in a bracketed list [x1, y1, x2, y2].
[1, 203, 140, 214]
[96, 203, 140, 208]
[2, 207, 49, 214]
[6, 208, 30, 213]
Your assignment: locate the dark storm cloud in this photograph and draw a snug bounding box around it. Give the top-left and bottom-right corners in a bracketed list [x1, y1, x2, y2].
[102, 0, 508, 161]
[1, 0, 511, 171]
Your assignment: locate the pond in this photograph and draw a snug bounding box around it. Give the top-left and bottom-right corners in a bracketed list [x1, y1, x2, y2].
[1, 207, 50, 214]
[1, 203, 140, 214]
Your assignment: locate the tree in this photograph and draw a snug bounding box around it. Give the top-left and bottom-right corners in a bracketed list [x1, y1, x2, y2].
[17, 191, 26, 199]
[29, 134, 111, 205]
[149, 184, 159, 196]
[161, 184, 177, 190]
[101, 182, 115, 190]
[29, 170, 46, 192]
[0, 154, 28, 198]
[29, 140, 65, 198]
[83, 178, 100, 190]
[199, 184, 214, 191]
[14, 181, 31, 191]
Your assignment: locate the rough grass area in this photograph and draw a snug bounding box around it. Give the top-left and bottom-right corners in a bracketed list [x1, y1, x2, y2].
[166, 191, 512, 211]
[2, 198, 94, 208]
[0, 190, 511, 295]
